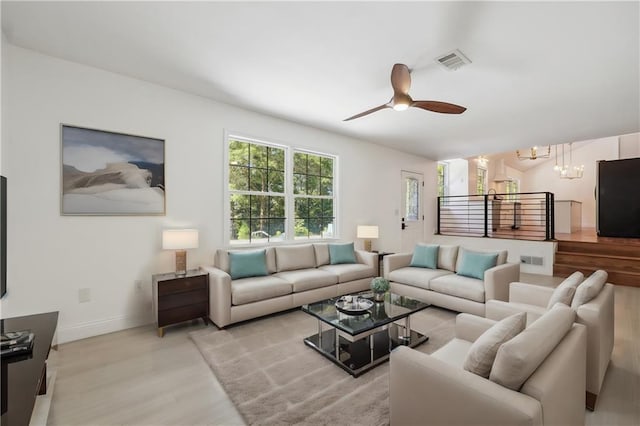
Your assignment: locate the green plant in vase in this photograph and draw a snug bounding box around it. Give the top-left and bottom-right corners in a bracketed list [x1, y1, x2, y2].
[370, 277, 390, 302]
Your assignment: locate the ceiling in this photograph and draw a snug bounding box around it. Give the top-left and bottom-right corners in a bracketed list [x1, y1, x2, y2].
[2, 2, 638, 160]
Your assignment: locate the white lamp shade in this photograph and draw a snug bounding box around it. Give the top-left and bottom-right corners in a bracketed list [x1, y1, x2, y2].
[162, 229, 199, 250]
[357, 225, 379, 239]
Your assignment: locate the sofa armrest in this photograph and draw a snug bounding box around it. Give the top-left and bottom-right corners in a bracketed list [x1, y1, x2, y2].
[485, 300, 546, 325]
[455, 313, 496, 342]
[383, 253, 412, 278]
[390, 346, 542, 426]
[355, 250, 377, 275]
[509, 282, 554, 307]
[484, 262, 520, 302]
[576, 283, 615, 395]
[201, 265, 232, 328]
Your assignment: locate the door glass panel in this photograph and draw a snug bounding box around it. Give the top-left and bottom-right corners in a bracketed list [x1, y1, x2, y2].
[405, 177, 419, 221]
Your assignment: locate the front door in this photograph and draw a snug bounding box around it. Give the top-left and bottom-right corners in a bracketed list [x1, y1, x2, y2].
[400, 170, 424, 252]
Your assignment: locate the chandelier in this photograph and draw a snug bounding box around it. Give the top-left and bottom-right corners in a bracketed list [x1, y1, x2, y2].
[516, 146, 551, 160]
[476, 155, 489, 168]
[557, 142, 584, 179]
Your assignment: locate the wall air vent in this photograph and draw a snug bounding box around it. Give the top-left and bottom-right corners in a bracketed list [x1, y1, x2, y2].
[435, 49, 471, 71]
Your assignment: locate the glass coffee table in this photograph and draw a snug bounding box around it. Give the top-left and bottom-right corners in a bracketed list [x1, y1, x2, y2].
[301, 292, 430, 377]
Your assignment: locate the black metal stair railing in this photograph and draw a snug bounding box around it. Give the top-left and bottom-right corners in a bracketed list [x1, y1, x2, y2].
[437, 192, 555, 241]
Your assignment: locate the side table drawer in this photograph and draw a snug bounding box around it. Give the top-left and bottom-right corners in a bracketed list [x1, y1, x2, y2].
[158, 289, 208, 311]
[158, 276, 207, 296]
[158, 302, 208, 327]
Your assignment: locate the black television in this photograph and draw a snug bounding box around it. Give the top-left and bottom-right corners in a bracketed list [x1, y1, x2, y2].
[1, 176, 5, 298]
[596, 158, 640, 238]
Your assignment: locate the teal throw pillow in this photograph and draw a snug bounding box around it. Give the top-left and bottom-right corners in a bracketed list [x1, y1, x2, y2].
[229, 250, 268, 280]
[329, 243, 357, 264]
[457, 251, 498, 280]
[410, 244, 439, 269]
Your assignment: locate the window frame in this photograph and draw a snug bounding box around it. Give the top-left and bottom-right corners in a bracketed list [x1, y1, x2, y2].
[224, 132, 338, 246]
[476, 165, 487, 195]
[437, 161, 449, 205]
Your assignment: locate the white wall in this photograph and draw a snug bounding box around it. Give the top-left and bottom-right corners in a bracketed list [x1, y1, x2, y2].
[619, 132, 640, 159]
[0, 43, 432, 342]
[520, 138, 619, 228]
[446, 159, 468, 196]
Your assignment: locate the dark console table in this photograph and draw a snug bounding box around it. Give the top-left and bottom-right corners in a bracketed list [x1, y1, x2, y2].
[1, 311, 59, 426]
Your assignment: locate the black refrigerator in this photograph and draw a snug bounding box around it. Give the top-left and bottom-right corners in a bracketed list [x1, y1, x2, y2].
[596, 158, 640, 237]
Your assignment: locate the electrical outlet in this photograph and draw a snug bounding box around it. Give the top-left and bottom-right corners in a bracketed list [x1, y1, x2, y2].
[520, 255, 531, 264]
[135, 280, 143, 291]
[78, 288, 91, 303]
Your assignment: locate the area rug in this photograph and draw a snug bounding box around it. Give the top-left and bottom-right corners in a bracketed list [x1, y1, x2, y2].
[189, 307, 456, 426]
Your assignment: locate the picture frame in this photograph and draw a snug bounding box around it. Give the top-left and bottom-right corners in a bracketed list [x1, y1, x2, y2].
[61, 124, 165, 215]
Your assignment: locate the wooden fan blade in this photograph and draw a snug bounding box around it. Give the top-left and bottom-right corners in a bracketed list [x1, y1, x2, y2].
[411, 100, 467, 114]
[391, 64, 411, 95]
[343, 104, 390, 121]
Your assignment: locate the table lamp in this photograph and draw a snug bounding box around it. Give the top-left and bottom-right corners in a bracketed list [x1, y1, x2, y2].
[162, 229, 199, 275]
[357, 225, 378, 252]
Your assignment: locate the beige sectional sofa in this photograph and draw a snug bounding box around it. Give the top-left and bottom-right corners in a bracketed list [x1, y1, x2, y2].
[390, 308, 587, 426]
[203, 243, 377, 328]
[384, 245, 520, 316]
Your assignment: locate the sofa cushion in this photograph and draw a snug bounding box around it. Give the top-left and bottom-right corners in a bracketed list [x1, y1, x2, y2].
[319, 263, 372, 283]
[431, 338, 473, 368]
[216, 247, 276, 274]
[313, 243, 330, 266]
[388, 267, 453, 291]
[329, 242, 357, 264]
[463, 312, 526, 378]
[455, 247, 507, 271]
[430, 274, 486, 303]
[489, 304, 576, 390]
[547, 271, 583, 308]
[571, 270, 608, 308]
[410, 244, 439, 269]
[275, 244, 316, 272]
[275, 269, 338, 292]
[437, 245, 459, 272]
[456, 249, 498, 280]
[231, 276, 292, 305]
[229, 250, 269, 280]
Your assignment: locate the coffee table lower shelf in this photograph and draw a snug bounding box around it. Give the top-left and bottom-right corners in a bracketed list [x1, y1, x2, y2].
[303, 324, 428, 377]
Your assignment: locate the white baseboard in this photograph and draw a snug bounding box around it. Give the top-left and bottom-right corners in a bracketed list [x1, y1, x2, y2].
[56, 313, 153, 344]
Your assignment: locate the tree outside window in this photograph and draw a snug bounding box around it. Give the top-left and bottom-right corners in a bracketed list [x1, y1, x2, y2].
[476, 166, 487, 195]
[227, 137, 336, 244]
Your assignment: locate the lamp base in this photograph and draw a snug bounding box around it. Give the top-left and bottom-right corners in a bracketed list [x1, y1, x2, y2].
[175, 250, 187, 275]
[364, 240, 372, 252]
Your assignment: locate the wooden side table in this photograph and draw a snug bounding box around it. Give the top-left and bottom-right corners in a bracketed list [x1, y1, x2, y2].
[152, 269, 209, 337]
[373, 251, 394, 276]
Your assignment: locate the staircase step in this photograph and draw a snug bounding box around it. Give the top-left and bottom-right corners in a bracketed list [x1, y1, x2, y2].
[557, 241, 640, 257]
[553, 264, 640, 287]
[555, 252, 640, 274]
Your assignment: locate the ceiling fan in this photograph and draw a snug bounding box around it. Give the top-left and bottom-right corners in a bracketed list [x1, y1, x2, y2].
[343, 63, 467, 121]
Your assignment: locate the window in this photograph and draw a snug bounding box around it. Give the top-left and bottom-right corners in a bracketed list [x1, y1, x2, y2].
[293, 151, 335, 239]
[505, 179, 520, 201]
[437, 162, 449, 205]
[227, 136, 336, 244]
[476, 166, 487, 195]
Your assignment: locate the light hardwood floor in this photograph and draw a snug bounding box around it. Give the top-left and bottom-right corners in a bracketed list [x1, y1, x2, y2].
[48, 277, 640, 425]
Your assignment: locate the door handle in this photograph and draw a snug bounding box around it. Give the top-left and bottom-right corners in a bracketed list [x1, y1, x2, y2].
[401, 218, 406, 230]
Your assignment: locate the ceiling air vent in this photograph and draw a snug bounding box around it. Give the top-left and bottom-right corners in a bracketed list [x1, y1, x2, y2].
[435, 49, 471, 71]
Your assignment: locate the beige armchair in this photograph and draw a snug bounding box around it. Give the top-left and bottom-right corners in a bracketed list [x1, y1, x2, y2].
[390, 312, 586, 426]
[486, 280, 614, 410]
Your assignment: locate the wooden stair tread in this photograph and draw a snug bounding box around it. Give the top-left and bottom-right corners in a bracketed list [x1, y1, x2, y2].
[554, 263, 640, 275]
[556, 251, 640, 261]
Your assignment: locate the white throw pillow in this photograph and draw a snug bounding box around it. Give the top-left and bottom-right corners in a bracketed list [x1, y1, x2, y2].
[489, 304, 575, 391]
[571, 270, 608, 308]
[437, 245, 458, 271]
[463, 312, 526, 378]
[546, 271, 584, 308]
